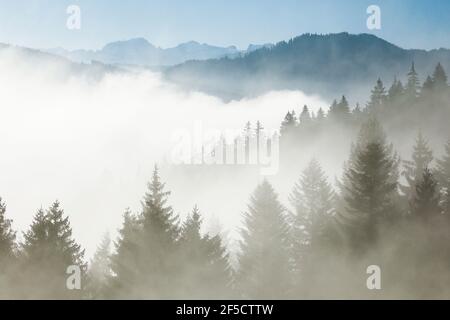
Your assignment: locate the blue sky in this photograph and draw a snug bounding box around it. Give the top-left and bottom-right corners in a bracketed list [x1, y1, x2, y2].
[0, 0, 449, 50]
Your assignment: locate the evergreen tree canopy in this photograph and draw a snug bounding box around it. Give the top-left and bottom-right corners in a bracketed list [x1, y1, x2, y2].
[178, 205, 231, 298]
[432, 62, 448, 90]
[316, 107, 325, 120]
[411, 168, 440, 221]
[367, 78, 387, 111]
[141, 166, 179, 247]
[237, 180, 291, 299]
[21, 201, 85, 299]
[436, 140, 450, 215]
[280, 110, 297, 135]
[328, 96, 351, 122]
[388, 77, 404, 102]
[288, 159, 335, 285]
[109, 208, 141, 298]
[111, 166, 180, 299]
[299, 105, 311, 124]
[422, 76, 434, 95]
[86, 232, 112, 299]
[338, 119, 400, 254]
[289, 159, 335, 250]
[406, 62, 420, 98]
[401, 132, 434, 203]
[0, 197, 17, 298]
[0, 197, 16, 266]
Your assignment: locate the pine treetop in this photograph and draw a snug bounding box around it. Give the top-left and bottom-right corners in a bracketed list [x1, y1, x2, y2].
[0, 197, 16, 262]
[432, 62, 448, 88]
[412, 168, 440, 219]
[22, 201, 85, 267]
[141, 166, 179, 242]
[406, 62, 420, 97]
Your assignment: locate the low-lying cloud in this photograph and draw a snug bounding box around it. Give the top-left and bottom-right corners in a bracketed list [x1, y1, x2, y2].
[0, 47, 328, 256]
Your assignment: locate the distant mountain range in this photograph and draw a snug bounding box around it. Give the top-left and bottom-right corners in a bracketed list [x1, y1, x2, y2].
[46, 38, 274, 66]
[4, 33, 450, 103]
[164, 33, 450, 102]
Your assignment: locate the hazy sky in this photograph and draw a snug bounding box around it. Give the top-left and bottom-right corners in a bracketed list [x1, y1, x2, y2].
[0, 0, 449, 50]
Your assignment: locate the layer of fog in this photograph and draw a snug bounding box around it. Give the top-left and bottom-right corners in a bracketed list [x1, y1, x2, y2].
[0, 47, 329, 258]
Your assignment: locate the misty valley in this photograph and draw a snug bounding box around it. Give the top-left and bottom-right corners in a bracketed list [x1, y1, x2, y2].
[0, 32, 450, 300]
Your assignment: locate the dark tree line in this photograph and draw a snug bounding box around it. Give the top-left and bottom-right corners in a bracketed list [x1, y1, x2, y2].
[1, 121, 449, 299]
[0, 63, 449, 299]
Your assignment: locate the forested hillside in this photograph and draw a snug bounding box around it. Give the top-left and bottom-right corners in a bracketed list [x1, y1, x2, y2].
[165, 33, 450, 101]
[1, 62, 449, 299]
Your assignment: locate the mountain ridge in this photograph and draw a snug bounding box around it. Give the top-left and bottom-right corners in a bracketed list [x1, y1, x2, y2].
[45, 38, 269, 66]
[164, 32, 450, 102]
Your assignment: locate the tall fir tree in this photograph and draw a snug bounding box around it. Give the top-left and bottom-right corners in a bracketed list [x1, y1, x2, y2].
[0, 197, 16, 267]
[421, 76, 434, 96]
[139, 166, 180, 298]
[401, 132, 434, 205]
[367, 78, 387, 111]
[236, 180, 291, 299]
[328, 96, 351, 123]
[299, 105, 311, 124]
[406, 62, 420, 99]
[388, 77, 404, 104]
[328, 99, 338, 117]
[431, 62, 448, 90]
[20, 201, 86, 299]
[316, 107, 325, 121]
[280, 110, 297, 135]
[337, 118, 400, 254]
[109, 208, 141, 298]
[288, 159, 335, 291]
[86, 232, 112, 299]
[411, 168, 440, 222]
[436, 140, 450, 215]
[0, 197, 17, 298]
[289, 159, 335, 251]
[178, 206, 232, 299]
[111, 167, 180, 299]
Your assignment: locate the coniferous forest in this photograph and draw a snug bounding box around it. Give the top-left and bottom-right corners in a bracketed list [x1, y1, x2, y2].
[1, 62, 450, 299]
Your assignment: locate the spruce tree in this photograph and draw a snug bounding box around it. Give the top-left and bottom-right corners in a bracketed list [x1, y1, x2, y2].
[316, 108, 325, 121]
[109, 208, 141, 298]
[288, 159, 335, 292]
[0, 198, 16, 298]
[422, 76, 434, 95]
[328, 99, 338, 116]
[411, 168, 440, 222]
[401, 132, 433, 204]
[436, 140, 450, 215]
[299, 105, 311, 124]
[367, 78, 387, 111]
[406, 62, 420, 99]
[86, 232, 112, 299]
[139, 166, 179, 298]
[0, 197, 16, 267]
[111, 167, 180, 299]
[388, 77, 404, 104]
[338, 118, 400, 254]
[352, 103, 364, 122]
[236, 180, 291, 299]
[280, 110, 297, 135]
[289, 159, 335, 251]
[328, 96, 351, 122]
[431, 62, 448, 90]
[178, 206, 231, 298]
[20, 201, 86, 299]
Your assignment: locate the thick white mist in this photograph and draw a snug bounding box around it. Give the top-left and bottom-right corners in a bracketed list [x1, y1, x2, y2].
[0, 47, 328, 257]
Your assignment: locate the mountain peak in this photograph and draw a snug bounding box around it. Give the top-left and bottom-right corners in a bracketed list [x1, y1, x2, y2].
[102, 38, 155, 51]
